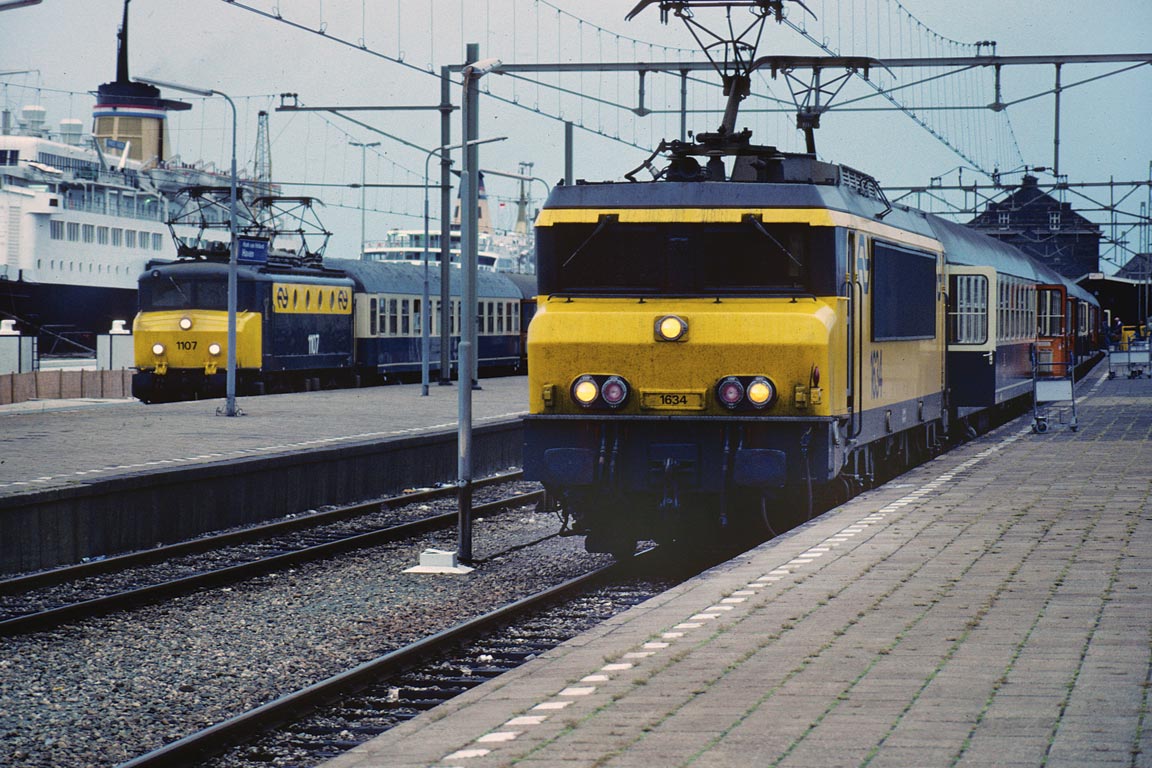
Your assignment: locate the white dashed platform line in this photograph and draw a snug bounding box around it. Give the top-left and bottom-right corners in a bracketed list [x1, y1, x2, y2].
[429, 423, 1031, 767]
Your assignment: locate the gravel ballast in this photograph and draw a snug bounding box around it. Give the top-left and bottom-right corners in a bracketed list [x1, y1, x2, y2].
[0, 505, 611, 768]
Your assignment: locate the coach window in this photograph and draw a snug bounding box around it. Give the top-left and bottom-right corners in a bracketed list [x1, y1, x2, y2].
[413, 299, 421, 334]
[948, 274, 988, 344]
[1038, 289, 1061, 336]
[388, 298, 398, 335]
[401, 299, 411, 335]
[369, 298, 378, 336]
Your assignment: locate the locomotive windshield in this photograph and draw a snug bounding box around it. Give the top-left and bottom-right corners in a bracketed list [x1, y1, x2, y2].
[139, 275, 228, 311]
[538, 218, 830, 296]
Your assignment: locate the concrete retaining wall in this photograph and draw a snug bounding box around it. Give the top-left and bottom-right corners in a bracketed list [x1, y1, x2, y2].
[0, 369, 134, 405]
[0, 420, 523, 575]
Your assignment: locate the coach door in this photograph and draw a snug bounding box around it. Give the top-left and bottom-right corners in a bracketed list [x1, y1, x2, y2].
[946, 266, 997, 406]
[1036, 284, 1069, 376]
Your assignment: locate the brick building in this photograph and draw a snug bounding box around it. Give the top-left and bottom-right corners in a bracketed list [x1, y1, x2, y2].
[967, 174, 1102, 278]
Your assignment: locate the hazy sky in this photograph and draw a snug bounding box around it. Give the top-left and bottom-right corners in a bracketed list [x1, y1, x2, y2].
[2, 0, 1149, 266]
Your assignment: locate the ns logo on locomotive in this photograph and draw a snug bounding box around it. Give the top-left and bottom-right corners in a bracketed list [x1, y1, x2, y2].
[523, 0, 1102, 559]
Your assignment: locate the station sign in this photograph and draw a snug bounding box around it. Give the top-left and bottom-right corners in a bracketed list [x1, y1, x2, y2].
[237, 237, 270, 265]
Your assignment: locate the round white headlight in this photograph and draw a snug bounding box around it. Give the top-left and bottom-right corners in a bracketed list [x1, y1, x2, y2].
[572, 376, 599, 406]
[178, 316, 193, 331]
[151, 343, 165, 356]
[208, 343, 222, 356]
[655, 315, 688, 342]
[746, 377, 775, 407]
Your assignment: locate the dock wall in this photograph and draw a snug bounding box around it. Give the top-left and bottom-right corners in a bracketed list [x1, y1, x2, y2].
[0, 369, 134, 405]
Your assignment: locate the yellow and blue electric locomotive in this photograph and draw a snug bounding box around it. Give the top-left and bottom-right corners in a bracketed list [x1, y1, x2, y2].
[133, 257, 532, 402]
[523, 141, 1099, 556]
[522, 0, 1100, 557]
[524, 145, 949, 555]
[132, 190, 535, 402]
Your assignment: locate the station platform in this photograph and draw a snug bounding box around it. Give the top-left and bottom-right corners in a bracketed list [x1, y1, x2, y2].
[325, 368, 1152, 768]
[0, 377, 526, 498]
[0, 378, 528, 574]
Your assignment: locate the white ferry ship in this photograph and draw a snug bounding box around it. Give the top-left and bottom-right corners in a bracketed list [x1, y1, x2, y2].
[0, 2, 237, 355]
[363, 176, 534, 274]
[363, 229, 509, 272]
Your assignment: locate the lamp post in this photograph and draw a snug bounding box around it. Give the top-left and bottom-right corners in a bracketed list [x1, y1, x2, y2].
[457, 51, 502, 564]
[349, 140, 380, 258]
[420, 136, 507, 396]
[139, 76, 240, 417]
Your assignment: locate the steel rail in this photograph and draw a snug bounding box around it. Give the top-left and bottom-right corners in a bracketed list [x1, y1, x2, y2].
[115, 550, 652, 768]
[0, 489, 543, 637]
[0, 470, 524, 595]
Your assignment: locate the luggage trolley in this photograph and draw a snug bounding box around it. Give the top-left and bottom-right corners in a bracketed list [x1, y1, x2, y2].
[1108, 332, 1150, 379]
[1031, 341, 1078, 433]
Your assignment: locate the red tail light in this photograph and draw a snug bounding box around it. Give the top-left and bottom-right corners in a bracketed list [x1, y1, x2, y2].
[718, 377, 745, 408]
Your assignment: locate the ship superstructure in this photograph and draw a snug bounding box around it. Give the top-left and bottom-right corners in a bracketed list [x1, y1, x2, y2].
[0, 0, 240, 355]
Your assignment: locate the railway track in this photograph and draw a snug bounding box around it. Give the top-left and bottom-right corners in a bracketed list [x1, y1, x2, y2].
[118, 548, 684, 768]
[0, 473, 542, 636]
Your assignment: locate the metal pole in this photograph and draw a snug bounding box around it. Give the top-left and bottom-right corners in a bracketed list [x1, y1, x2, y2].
[458, 42, 480, 564]
[421, 152, 433, 396]
[425, 138, 507, 398]
[454, 47, 501, 565]
[350, 141, 380, 257]
[439, 66, 454, 386]
[680, 69, 688, 142]
[564, 121, 574, 186]
[1053, 63, 1062, 179]
[224, 91, 238, 417]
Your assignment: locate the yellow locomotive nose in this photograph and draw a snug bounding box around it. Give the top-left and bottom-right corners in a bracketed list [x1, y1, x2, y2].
[529, 297, 837, 417]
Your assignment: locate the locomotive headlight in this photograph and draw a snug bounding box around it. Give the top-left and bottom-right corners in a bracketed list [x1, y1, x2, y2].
[207, 342, 222, 356]
[746, 377, 775, 407]
[151, 342, 166, 356]
[600, 376, 629, 407]
[178, 316, 193, 331]
[655, 315, 688, 342]
[572, 376, 599, 406]
[717, 377, 745, 408]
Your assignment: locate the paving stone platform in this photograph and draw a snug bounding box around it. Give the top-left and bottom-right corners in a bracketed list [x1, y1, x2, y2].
[324, 367, 1152, 768]
[0, 377, 527, 497]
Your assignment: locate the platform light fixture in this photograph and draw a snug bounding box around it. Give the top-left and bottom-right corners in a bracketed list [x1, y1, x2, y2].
[138, 76, 240, 417]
